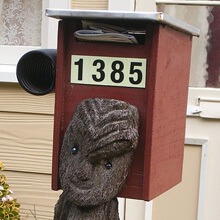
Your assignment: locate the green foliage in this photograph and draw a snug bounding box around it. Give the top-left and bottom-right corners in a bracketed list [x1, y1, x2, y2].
[0, 161, 20, 220]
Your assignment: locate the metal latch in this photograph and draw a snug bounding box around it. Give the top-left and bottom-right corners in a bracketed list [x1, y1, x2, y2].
[187, 105, 202, 116]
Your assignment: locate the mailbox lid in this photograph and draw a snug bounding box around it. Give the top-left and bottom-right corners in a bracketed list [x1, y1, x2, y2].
[46, 9, 200, 37]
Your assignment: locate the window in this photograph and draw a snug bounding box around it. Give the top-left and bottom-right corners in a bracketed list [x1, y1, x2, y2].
[157, 3, 220, 88]
[0, 0, 42, 46]
[0, 0, 70, 82]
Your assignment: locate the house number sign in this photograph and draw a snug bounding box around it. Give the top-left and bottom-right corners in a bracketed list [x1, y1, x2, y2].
[71, 55, 147, 88]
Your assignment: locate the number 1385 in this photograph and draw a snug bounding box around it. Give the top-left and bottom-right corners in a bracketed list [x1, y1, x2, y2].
[71, 55, 147, 88]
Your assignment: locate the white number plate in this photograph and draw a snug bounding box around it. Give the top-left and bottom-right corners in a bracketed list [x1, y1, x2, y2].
[71, 55, 147, 88]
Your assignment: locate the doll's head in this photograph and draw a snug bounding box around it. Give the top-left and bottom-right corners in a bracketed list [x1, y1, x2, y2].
[59, 98, 139, 207]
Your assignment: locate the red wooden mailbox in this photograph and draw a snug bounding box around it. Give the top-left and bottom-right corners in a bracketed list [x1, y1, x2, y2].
[46, 9, 199, 201]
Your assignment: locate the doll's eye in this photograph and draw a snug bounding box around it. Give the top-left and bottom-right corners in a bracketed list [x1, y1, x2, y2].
[71, 146, 78, 155]
[105, 161, 112, 170]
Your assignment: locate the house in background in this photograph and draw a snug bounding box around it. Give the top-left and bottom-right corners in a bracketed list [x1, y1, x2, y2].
[0, 0, 220, 219]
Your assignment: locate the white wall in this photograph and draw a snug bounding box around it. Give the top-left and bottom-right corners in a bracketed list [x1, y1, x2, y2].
[186, 88, 220, 220]
[156, 4, 211, 87]
[108, 0, 156, 11]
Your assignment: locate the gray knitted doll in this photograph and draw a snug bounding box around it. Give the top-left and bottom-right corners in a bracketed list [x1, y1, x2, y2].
[54, 98, 139, 220]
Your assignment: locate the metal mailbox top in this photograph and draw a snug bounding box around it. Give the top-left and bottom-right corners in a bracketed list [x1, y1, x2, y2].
[46, 9, 200, 37]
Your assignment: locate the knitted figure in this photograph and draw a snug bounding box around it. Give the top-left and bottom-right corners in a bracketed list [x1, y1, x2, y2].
[54, 98, 139, 220]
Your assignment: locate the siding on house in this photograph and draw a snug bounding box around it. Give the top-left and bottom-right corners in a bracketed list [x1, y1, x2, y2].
[71, 0, 108, 10]
[0, 83, 60, 219]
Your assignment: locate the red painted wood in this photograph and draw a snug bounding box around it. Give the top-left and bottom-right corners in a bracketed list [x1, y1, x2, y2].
[143, 25, 192, 199]
[52, 21, 65, 190]
[52, 19, 193, 201]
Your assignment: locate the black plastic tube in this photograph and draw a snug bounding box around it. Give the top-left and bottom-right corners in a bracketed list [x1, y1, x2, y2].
[16, 49, 57, 95]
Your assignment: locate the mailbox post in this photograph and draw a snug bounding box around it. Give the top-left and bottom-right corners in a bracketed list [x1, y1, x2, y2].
[45, 9, 199, 201]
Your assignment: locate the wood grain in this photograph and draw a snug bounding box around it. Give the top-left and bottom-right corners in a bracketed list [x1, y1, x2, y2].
[3, 171, 61, 220]
[0, 83, 54, 115]
[0, 111, 54, 174]
[71, 0, 108, 10]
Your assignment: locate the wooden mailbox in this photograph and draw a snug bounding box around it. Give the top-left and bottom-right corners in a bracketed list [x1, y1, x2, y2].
[46, 9, 199, 201]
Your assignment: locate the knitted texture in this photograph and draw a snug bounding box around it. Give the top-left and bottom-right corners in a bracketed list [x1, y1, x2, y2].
[54, 98, 139, 220]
